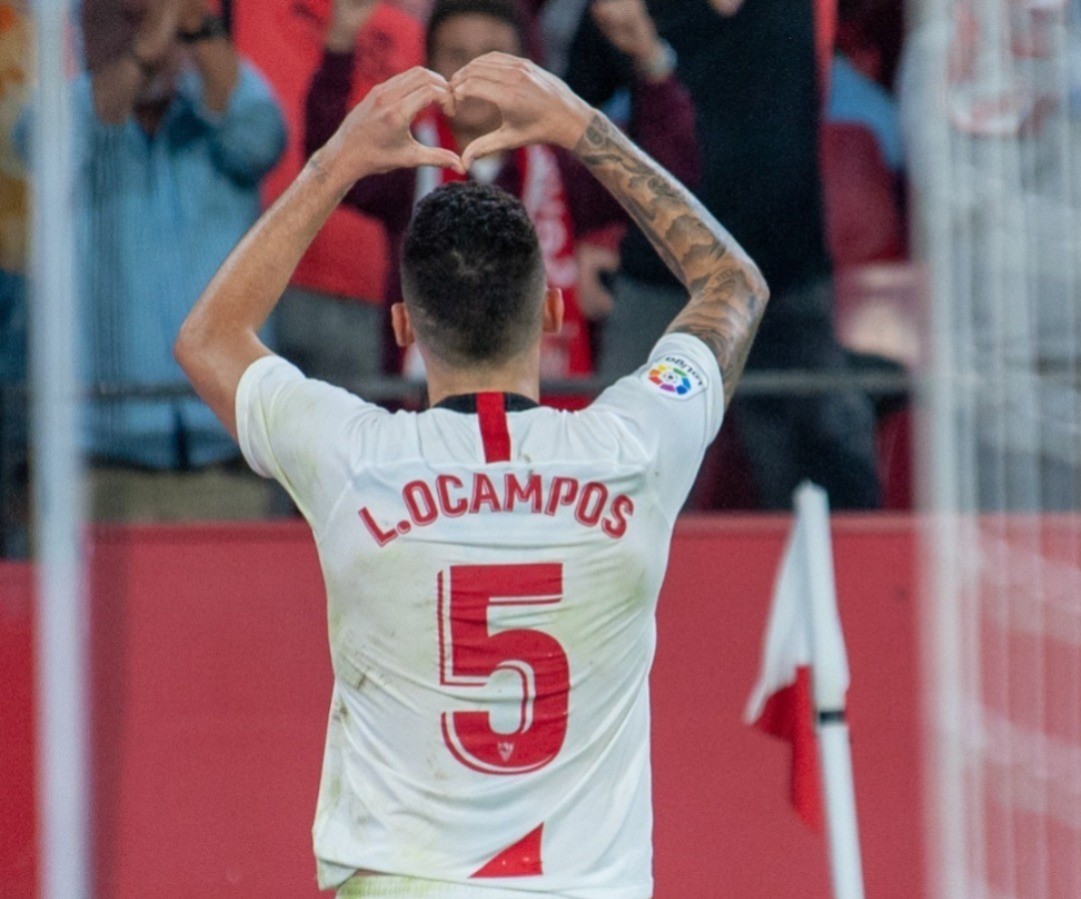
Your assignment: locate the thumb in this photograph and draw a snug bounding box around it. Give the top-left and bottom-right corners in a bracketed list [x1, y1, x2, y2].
[413, 144, 466, 175]
[460, 127, 515, 169]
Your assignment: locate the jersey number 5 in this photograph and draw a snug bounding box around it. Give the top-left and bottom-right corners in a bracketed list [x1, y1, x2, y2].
[439, 563, 570, 775]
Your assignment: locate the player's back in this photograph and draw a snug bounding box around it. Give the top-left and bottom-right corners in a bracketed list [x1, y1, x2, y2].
[237, 333, 724, 898]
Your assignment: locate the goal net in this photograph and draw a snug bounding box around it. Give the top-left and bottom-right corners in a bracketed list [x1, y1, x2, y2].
[909, 0, 1081, 895]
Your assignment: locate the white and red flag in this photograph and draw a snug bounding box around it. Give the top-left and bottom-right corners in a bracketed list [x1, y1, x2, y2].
[743, 483, 863, 898]
[743, 480, 848, 829]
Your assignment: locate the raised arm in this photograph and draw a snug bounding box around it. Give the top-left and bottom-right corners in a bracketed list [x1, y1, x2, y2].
[557, 0, 700, 239]
[573, 116, 767, 402]
[304, 0, 379, 157]
[304, 0, 418, 231]
[451, 54, 768, 404]
[175, 68, 462, 437]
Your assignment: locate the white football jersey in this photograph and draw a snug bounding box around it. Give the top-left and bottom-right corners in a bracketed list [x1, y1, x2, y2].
[236, 334, 724, 898]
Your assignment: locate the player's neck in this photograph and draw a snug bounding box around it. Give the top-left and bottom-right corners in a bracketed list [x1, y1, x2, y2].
[425, 355, 540, 408]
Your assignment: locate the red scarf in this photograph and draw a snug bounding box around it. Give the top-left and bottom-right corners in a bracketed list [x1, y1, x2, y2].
[413, 113, 592, 382]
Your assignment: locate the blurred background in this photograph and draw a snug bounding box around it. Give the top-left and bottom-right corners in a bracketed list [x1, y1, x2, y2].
[0, 0, 1079, 895]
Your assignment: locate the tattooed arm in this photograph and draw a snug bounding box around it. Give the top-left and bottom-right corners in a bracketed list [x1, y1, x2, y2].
[451, 53, 768, 403]
[573, 114, 768, 400]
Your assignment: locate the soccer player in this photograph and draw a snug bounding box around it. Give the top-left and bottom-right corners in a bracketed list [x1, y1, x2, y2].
[176, 54, 767, 898]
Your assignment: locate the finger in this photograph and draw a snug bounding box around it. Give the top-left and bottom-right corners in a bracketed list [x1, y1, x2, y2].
[434, 82, 456, 119]
[451, 72, 513, 110]
[410, 143, 466, 175]
[449, 53, 528, 89]
[460, 127, 518, 169]
[148, 0, 179, 30]
[380, 66, 450, 104]
[397, 81, 455, 123]
[460, 50, 524, 70]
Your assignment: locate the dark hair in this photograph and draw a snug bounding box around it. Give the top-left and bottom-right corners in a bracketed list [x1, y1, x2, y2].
[425, 0, 527, 61]
[401, 182, 546, 366]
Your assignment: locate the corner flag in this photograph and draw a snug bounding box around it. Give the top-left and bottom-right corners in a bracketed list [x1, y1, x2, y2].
[743, 482, 865, 898]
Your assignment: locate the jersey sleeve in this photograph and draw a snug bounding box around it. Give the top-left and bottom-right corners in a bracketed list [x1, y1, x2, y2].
[236, 355, 382, 533]
[591, 333, 725, 522]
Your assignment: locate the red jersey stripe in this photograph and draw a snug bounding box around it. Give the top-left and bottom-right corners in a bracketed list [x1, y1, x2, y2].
[471, 824, 544, 877]
[476, 392, 511, 463]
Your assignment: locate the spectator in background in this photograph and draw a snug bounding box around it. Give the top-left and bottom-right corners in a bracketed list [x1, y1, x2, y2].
[566, 0, 881, 510]
[20, 0, 287, 520]
[305, 0, 699, 387]
[828, 0, 905, 177]
[820, 0, 907, 271]
[237, 0, 424, 392]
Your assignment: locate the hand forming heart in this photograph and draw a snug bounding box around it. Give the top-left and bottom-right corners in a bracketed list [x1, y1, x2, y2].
[321, 66, 464, 179]
[450, 53, 595, 169]
[320, 55, 594, 183]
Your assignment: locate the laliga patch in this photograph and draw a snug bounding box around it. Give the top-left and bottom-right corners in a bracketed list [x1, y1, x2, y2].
[642, 355, 706, 400]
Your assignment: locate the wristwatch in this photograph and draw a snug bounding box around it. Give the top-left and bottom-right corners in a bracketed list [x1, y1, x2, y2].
[179, 15, 229, 44]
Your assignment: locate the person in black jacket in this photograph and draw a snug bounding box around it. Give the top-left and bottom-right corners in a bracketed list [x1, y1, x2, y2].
[566, 0, 881, 510]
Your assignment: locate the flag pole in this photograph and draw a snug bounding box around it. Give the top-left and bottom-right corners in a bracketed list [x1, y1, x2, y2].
[817, 718, 865, 899]
[32, 1, 91, 896]
[796, 483, 865, 899]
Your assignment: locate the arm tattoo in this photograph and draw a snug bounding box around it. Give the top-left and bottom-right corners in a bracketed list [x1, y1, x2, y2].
[574, 114, 768, 405]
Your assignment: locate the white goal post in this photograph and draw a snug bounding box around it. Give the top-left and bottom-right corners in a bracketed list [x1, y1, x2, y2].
[909, 0, 1081, 896]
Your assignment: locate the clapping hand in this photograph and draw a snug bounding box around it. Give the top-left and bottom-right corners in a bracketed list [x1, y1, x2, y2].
[179, 0, 210, 33]
[131, 0, 180, 68]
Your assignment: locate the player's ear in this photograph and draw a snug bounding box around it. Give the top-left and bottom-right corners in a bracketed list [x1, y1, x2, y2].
[391, 302, 416, 348]
[541, 287, 564, 335]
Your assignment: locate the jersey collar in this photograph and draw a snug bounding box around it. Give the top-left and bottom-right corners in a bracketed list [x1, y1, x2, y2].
[433, 393, 540, 413]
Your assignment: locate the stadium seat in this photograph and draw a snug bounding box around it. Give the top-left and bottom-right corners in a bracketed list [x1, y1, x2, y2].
[819, 121, 905, 269]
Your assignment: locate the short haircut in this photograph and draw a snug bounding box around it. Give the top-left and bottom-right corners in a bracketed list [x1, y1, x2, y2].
[425, 0, 527, 60]
[401, 182, 547, 366]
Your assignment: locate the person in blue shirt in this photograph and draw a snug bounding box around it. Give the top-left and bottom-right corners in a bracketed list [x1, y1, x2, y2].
[22, 0, 286, 518]
[81, 0, 286, 463]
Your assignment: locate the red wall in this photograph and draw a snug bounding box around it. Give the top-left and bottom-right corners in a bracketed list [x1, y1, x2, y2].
[0, 562, 35, 896]
[0, 516, 922, 898]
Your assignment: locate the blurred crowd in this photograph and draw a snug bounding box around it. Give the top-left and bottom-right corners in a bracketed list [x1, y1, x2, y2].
[0, 0, 910, 555]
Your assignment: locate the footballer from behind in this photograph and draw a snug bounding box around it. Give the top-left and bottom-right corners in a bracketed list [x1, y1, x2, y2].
[176, 53, 767, 898]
